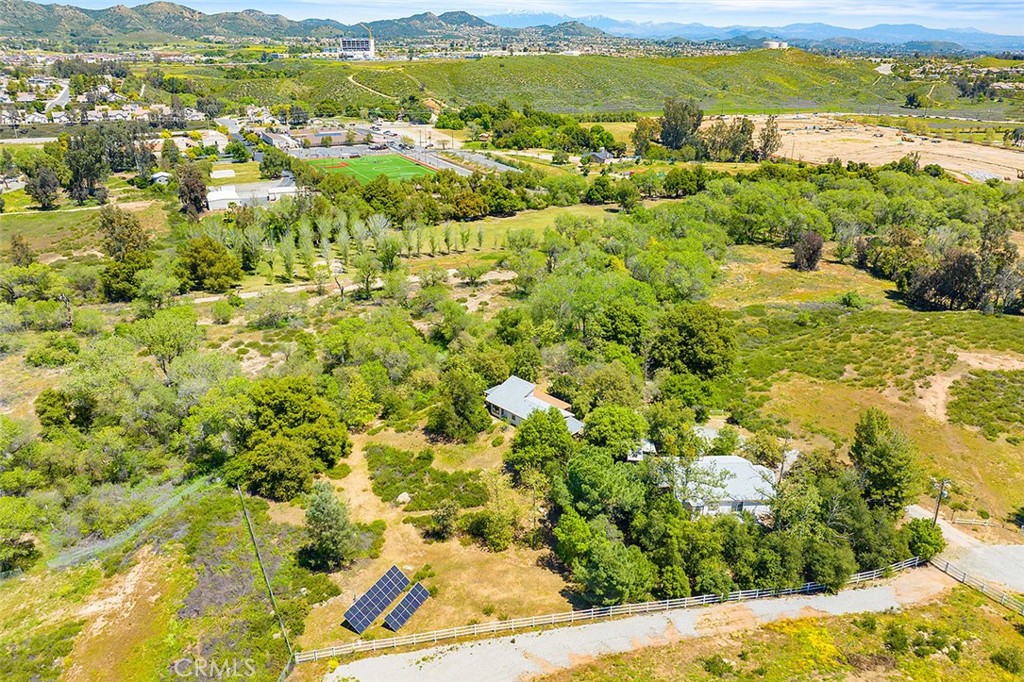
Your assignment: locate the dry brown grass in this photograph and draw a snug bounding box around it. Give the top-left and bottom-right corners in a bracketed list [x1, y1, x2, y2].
[711, 244, 898, 310]
[295, 431, 570, 656]
[64, 548, 192, 682]
[768, 378, 1024, 520]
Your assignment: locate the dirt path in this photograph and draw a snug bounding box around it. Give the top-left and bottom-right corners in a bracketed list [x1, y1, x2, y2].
[907, 504, 1024, 592]
[190, 268, 514, 304]
[347, 74, 397, 101]
[324, 568, 955, 682]
[917, 351, 1024, 423]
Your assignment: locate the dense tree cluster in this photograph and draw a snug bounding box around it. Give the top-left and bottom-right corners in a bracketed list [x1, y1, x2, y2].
[437, 101, 626, 155]
[628, 99, 782, 163]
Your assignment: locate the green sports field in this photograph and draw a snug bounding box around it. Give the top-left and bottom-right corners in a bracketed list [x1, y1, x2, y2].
[307, 154, 435, 182]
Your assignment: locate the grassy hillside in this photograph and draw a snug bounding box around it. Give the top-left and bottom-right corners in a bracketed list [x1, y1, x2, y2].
[399, 49, 904, 113]
[155, 50, 1006, 116]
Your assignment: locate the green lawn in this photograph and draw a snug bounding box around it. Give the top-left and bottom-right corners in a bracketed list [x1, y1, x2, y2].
[209, 161, 262, 186]
[307, 154, 435, 183]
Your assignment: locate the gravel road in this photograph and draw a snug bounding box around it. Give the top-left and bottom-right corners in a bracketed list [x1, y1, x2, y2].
[325, 570, 952, 682]
[908, 505, 1024, 591]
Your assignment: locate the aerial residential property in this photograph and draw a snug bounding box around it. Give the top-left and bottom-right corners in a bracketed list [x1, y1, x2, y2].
[1, 1, 1023, 681]
[484, 375, 585, 435]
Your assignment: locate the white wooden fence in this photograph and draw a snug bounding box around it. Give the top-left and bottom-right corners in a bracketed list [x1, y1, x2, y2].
[293, 556, 923, 664]
[930, 559, 1024, 615]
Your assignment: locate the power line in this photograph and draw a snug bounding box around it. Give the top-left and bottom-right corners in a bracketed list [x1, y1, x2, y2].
[237, 485, 293, 657]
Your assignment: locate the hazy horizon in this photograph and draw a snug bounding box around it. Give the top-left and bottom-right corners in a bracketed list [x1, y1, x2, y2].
[25, 0, 1024, 35]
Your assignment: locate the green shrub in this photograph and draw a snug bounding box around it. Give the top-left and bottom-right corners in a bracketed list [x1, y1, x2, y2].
[839, 290, 866, 309]
[325, 463, 351, 480]
[211, 300, 234, 324]
[905, 518, 945, 560]
[992, 646, 1024, 674]
[947, 370, 1024, 438]
[884, 623, 911, 653]
[25, 332, 80, 367]
[364, 444, 486, 511]
[72, 309, 105, 335]
[701, 655, 734, 677]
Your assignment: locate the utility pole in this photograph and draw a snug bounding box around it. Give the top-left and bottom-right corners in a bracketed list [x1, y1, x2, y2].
[932, 478, 951, 527]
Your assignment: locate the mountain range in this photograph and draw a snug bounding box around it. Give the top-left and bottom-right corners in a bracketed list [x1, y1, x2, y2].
[482, 12, 1024, 51]
[0, 0, 595, 43]
[0, 0, 1022, 52]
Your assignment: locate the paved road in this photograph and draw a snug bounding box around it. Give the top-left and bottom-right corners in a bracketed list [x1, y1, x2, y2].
[326, 570, 951, 682]
[46, 82, 70, 113]
[444, 149, 520, 173]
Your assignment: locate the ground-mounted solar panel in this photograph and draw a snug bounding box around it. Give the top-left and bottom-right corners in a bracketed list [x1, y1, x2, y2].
[383, 582, 430, 631]
[343, 565, 410, 633]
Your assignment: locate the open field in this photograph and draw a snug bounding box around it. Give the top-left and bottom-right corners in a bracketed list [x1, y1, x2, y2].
[711, 244, 900, 310]
[723, 247, 1024, 519]
[208, 161, 262, 186]
[306, 154, 435, 182]
[770, 114, 1024, 182]
[0, 200, 168, 258]
[601, 114, 1024, 181]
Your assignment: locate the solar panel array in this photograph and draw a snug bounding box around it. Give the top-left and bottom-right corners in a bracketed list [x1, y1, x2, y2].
[344, 565, 410, 634]
[383, 582, 430, 631]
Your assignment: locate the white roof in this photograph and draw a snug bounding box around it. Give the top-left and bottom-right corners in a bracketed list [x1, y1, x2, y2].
[689, 455, 775, 504]
[484, 375, 583, 435]
[206, 186, 239, 201]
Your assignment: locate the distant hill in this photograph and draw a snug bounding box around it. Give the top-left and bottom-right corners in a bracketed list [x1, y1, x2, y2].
[0, 0, 347, 39]
[0, 0, 524, 42]
[0, 1, 625, 43]
[482, 11, 1024, 52]
[3, 0, 1021, 52]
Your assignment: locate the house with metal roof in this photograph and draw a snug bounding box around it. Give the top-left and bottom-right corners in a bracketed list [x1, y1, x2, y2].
[681, 455, 776, 518]
[583, 147, 615, 164]
[484, 375, 584, 436]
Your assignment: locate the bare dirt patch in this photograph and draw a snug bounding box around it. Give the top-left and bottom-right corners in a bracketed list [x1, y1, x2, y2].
[267, 500, 306, 526]
[65, 547, 187, 682]
[916, 351, 1024, 423]
[767, 114, 1024, 182]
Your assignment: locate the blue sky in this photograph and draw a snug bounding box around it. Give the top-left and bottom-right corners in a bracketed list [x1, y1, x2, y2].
[40, 0, 1024, 33]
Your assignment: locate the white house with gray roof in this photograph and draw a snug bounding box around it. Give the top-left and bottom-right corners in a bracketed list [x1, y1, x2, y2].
[681, 455, 776, 518]
[484, 375, 584, 436]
